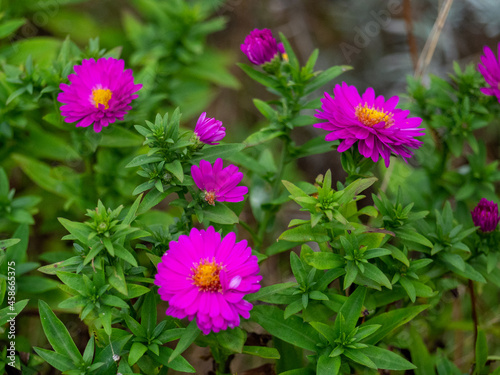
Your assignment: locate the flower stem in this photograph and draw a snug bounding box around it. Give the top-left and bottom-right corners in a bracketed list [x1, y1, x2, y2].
[256, 137, 289, 249]
[468, 279, 479, 359]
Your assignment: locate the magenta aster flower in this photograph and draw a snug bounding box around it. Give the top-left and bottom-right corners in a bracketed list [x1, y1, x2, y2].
[478, 43, 500, 102]
[314, 82, 425, 167]
[241, 28, 280, 65]
[194, 112, 226, 145]
[471, 198, 500, 233]
[191, 158, 248, 205]
[154, 226, 261, 334]
[57, 57, 142, 133]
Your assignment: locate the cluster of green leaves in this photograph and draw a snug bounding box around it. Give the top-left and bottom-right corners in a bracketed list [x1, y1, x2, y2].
[406, 63, 500, 213]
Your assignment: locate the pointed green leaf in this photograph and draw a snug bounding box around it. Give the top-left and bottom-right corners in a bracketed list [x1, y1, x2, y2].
[38, 300, 82, 364]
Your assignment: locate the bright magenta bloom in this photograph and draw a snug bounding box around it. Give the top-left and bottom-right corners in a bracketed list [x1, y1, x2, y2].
[191, 158, 248, 205]
[155, 226, 261, 334]
[58, 57, 142, 133]
[241, 28, 280, 65]
[194, 112, 226, 145]
[478, 43, 500, 102]
[471, 198, 500, 233]
[314, 82, 425, 167]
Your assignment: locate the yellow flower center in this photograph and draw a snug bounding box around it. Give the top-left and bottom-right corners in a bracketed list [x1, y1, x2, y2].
[92, 88, 112, 109]
[204, 191, 217, 206]
[191, 259, 223, 292]
[355, 104, 394, 128]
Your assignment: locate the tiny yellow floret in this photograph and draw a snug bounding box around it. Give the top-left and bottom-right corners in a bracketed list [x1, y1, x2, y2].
[355, 104, 394, 128]
[92, 88, 112, 109]
[191, 259, 223, 292]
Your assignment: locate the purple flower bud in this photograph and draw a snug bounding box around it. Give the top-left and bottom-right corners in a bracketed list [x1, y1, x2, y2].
[471, 198, 500, 233]
[240, 29, 280, 65]
[194, 112, 225, 145]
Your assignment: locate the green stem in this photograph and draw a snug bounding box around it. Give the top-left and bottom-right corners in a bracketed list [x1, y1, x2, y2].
[256, 137, 289, 249]
[469, 278, 478, 360]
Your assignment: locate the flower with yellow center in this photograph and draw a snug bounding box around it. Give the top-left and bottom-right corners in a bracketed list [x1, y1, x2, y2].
[314, 82, 425, 167]
[191, 259, 223, 292]
[92, 88, 112, 110]
[355, 104, 394, 128]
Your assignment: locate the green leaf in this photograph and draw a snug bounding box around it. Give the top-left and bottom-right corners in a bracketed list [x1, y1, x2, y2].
[252, 99, 277, 120]
[394, 227, 433, 248]
[242, 346, 280, 359]
[141, 292, 157, 336]
[113, 243, 138, 267]
[216, 327, 246, 353]
[58, 218, 92, 245]
[244, 128, 285, 148]
[33, 348, 74, 372]
[399, 277, 416, 302]
[361, 263, 392, 289]
[363, 305, 429, 345]
[124, 315, 147, 338]
[108, 265, 128, 296]
[476, 329, 487, 375]
[279, 223, 329, 243]
[169, 319, 200, 363]
[137, 187, 177, 214]
[150, 346, 195, 373]
[238, 63, 280, 89]
[11, 154, 74, 198]
[246, 282, 296, 302]
[101, 295, 129, 309]
[0, 299, 29, 326]
[126, 154, 164, 168]
[363, 345, 416, 370]
[317, 354, 341, 375]
[333, 286, 366, 335]
[251, 305, 318, 352]
[409, 325, 436, 375]
[128, 342, 148, 366]
[165, 160, 184, 182]
[38, 300, 82, 364]
[0, 18, 25, 39]
[305, 65, 352, 94]
[343, 348, 377, 369]
[303, 252, 344, 270]
[202, 202, 239, 224]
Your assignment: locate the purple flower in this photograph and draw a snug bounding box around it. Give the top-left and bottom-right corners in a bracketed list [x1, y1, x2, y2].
[194, 112, 226, 145]
[241, 28, 280, 65]
[58, 57, 142, 133]
[478, 43, 500, 102]
[154, 226, 261, 334]
[314, 82, 425, 167]
[471, 198, 500, 233]
[191, 158, 248, 205]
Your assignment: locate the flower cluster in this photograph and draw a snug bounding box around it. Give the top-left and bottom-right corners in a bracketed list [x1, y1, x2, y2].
[471, 198, 500, 233]
[478, 42, 500, 103]
[58, 57, 142, 133]
[154, 226, 261, 334]
[314, 82, 425, 167]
